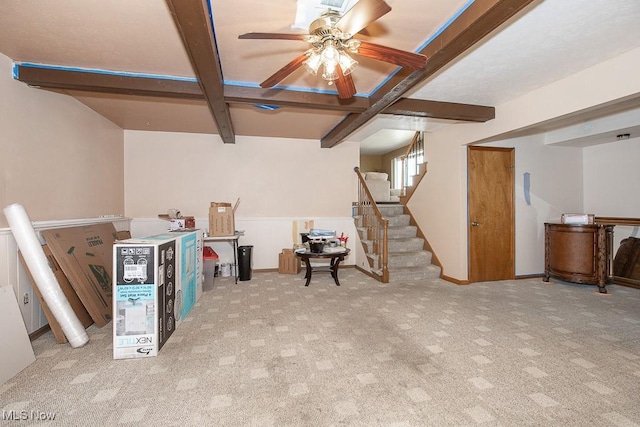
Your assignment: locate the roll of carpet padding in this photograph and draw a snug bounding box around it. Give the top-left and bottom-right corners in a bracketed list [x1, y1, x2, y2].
[3, 203, 89, 348]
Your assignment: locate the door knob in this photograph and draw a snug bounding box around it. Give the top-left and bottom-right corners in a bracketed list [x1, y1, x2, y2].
[471, 221, 480, 227]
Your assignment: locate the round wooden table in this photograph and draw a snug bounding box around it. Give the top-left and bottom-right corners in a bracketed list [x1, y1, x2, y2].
[296, 248, 350, 286]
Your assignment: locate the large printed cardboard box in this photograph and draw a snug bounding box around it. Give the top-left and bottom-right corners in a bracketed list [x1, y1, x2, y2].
[149, 230, 203, 328]
[42, 223, 118, 327]
[113, 236, 176, 359]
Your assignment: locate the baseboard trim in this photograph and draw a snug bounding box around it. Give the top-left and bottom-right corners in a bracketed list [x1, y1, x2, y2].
[613, 276, 640, 289]
[355, 265, 384, 282]
[253, 268, 279, 273]
[442, 275, 470, 285]
[29, 324, 51, 342]
[515, 274, 545, 280]
[445, 274, 545, 285]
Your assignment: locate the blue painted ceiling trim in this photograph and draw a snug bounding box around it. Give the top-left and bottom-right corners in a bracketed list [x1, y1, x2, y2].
[13, 62, 198, 82]
[253, 104, 281, 111]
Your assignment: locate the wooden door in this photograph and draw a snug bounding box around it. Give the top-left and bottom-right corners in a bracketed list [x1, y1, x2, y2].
[468, 146, 515, 282]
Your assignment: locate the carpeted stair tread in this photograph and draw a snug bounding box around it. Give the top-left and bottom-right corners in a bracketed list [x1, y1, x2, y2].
[361, 237, 425, 253]
[370, 264, 441, 281]
[353, 213, 409, 227]
[366, 250, 433, 269]
[355, 225, 418, 240]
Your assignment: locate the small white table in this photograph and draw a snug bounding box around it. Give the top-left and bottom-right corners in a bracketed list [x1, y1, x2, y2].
[203, 232, 244, 284]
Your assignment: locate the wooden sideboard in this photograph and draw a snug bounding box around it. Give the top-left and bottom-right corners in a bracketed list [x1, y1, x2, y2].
[543, 223, 614, 293]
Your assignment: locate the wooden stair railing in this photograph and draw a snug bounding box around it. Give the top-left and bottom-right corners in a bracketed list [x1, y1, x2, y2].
[399, 131, 428, 204]
[354, 167, 389, 283]
[400, 131, 423, 194]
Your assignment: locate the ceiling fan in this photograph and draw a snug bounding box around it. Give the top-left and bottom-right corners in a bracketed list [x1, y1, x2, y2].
[238, 0, 427, 99]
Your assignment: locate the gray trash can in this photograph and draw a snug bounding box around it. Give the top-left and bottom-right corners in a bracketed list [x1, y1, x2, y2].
[237, 245, 253, 281]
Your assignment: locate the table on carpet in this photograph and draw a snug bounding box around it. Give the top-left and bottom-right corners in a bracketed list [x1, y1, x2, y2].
[203, 232, 244, 284]
[296, 248, 350, 286]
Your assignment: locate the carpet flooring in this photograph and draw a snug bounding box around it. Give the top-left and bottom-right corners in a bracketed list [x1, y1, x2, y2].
[2, 270, 639, 426]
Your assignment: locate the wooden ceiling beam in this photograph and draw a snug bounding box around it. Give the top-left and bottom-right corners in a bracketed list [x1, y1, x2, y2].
[320, 0, 536, 148]
[386, 99, 494, 122]
[165, 0, 235, 143]
[223, 85, 370, 112]
[13, 65, 204, 99]
[225, 87, 495, 121]
[14, 65, 495, 123]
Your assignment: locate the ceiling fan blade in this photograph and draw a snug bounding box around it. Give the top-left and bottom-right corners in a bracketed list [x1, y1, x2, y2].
[336, 0, 391, 36]
[335, 69, 356, 99]
[355, 40, 427, 70]
[238, 32, 308, 41]
[260, 53, 309, 88]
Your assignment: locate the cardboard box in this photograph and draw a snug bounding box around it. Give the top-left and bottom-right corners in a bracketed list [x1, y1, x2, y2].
[113, 236, 177, 359]
[209, 199, 239, 236]
[279, 249, 301, 274]
[209, 202, 234, 236]
[19, 245, 94, 344]
[184, 216, 196, 229]
[41, 223, 118, 327]
[151, 230, 203, 328]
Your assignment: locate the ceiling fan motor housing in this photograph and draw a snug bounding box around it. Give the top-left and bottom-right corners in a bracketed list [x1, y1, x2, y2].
[309, 10, 344, 39]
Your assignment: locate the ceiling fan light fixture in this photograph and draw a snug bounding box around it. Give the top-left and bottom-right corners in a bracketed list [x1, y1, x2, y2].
[303, 50, 323, 74]
[321, 65, 339, 83]
[304, 40, 358, 84]
[338, 51, 357, 76]
[344, 38, 361, 53]
[321, 41, 340, 63]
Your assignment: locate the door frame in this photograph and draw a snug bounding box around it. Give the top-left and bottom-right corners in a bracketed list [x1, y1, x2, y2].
[467, 145, 515, 282]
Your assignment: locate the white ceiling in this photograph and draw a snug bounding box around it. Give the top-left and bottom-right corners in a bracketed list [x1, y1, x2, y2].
[411, 0, 640, 107]
[361, 0, 640, 154]
[1, 0, 640, 154]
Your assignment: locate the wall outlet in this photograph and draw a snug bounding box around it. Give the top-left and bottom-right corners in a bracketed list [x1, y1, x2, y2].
[23, 293, 29, 305]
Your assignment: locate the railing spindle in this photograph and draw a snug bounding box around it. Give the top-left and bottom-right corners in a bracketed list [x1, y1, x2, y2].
[354, 167, 389, 283]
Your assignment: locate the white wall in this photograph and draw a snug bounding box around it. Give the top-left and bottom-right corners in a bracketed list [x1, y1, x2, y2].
[0, 51, 125, 334]
[583, 136, 640, 249]
[124, 131, 360, 269]
[583, 136, 640, 217]
[480, 136, 584, 276]
[478, 134, 639, 277]
[409, 46, 640, 281]
[0, 54, 125, 228]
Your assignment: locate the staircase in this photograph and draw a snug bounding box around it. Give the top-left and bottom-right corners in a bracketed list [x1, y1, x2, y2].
[354, 203, 441, 282]
[354, 131, 441, 283]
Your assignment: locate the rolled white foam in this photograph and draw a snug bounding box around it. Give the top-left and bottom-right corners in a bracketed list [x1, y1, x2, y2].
[4, 203, 89, 348]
